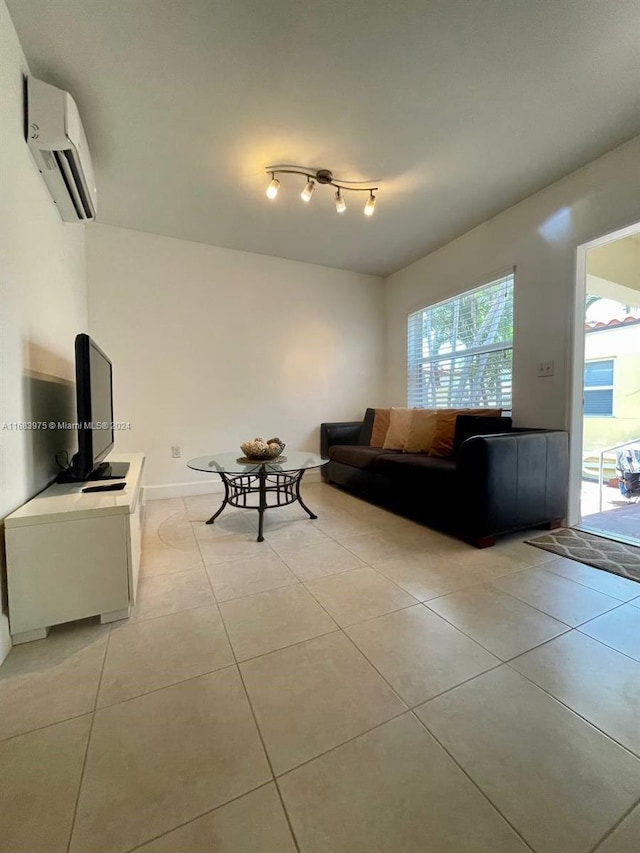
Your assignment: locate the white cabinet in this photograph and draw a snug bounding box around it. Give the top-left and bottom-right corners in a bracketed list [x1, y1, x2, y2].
[5, 454, 145, 643]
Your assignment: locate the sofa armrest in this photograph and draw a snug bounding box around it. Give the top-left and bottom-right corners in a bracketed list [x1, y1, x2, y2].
[320, 422, 364, 458]
[456, 430, 568, 537]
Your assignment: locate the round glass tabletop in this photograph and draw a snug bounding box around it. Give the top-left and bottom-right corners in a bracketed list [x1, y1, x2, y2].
[187, 450, 328, 475]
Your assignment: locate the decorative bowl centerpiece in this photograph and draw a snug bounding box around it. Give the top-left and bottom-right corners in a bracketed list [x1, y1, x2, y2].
[239, 436, 286, 461]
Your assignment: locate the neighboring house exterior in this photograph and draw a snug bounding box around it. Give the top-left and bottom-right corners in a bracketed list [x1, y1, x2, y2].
[583, 315, 640, 478]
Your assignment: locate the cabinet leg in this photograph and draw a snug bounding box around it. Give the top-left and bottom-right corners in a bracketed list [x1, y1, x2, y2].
[12, 626, 49, 644]
[100, 607, 130, 624]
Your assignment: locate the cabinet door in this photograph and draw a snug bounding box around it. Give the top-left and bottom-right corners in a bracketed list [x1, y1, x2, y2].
[7, 514, 130, 635]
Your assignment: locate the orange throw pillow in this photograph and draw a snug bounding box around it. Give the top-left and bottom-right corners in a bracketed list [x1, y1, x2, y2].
[404, 409, 439, 453]
[429, 408, 502, 457]
[370, 408, 391, 446]
[383, 407, 415, 450]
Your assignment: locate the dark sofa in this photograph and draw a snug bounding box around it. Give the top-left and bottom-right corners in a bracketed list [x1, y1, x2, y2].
[320, 414, 569, 547]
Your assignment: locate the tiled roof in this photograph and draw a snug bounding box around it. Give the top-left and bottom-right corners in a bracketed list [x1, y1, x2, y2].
[585, 314, 640, 331]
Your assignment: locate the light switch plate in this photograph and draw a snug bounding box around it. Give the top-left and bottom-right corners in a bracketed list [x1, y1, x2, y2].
[537, 360, 554, 377]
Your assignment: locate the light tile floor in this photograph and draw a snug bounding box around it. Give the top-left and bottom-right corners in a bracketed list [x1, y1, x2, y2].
[1, 481, 639, 853]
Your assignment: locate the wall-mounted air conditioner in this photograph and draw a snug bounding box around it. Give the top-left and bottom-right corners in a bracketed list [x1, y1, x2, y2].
[26, 76, 97, 222]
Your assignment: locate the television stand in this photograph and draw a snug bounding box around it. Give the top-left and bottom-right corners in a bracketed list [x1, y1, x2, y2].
[5, 453, 145, 643]
[87, 461, 130, 480]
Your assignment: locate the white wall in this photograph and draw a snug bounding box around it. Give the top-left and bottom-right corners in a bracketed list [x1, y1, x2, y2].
[0, 0, 87, 664]
[87, 224, 384, 496]
[384, 136, 640, 431]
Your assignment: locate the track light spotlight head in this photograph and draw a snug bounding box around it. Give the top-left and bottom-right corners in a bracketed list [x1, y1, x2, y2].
[301, 178, 315, 202]
[335, 190, 346, 214]
[266, 174, 280, 200]
[364, 192, 376, 216]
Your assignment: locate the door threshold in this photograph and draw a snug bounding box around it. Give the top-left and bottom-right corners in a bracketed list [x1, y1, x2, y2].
[575, 522, 640, 549]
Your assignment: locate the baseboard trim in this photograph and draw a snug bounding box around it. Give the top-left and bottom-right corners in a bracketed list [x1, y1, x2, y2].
[144, 480, 224, 500]
[144, 468, 322, 501]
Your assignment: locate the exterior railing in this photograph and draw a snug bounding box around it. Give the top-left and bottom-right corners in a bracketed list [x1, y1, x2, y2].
[598, 438, 640, 512]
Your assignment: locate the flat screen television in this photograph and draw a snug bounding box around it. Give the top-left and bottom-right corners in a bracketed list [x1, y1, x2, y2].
[57, 334, 129, 482]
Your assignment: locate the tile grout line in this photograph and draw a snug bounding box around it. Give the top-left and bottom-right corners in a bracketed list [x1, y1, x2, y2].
[585, 792, 640, 853]
[299, 580, 414, 712]
[127, 501, 302, 853]
[64, 621, 111, 853]
[234, 660, 303, 853]
[275, 708, 413, 780]
[574, 624, 640, 664]
[472, 573, 630, 629]
[93, 662, 239, 714]
[419, 597, 572, 663]
[127, 598, 217, 627]
[0, 708, 94, 746]
[220, 549, 428, 796]
[202, 559, 303, 853]
[288, 566, 515, 734]
[120, 780, 278, 853]
[370, 557, 534, 606]
[501, 656, 640, 762]
[409, 707, 538, 852]
[541, 561, 640, 602]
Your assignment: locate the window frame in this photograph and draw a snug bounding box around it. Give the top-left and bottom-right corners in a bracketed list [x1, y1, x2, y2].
[407, 273, 514, 411]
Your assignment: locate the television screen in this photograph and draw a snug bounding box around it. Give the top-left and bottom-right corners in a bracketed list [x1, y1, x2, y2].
[86, 338, 114, 463]
[56, 334, 129, 482]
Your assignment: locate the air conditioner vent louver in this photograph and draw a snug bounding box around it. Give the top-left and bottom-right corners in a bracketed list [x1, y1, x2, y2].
[53, 150, 92, 219]
[27, 77, 97, 223]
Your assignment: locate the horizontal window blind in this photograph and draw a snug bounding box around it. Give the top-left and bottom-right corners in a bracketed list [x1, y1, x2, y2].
[584, 389, 613, 416]
[583, 360, 614, 416]
[408, 274, 514, 409]
[584, 360, 614, 388]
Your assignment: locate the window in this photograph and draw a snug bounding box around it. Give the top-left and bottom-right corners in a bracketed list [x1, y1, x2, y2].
[584, 359, 614, 416]
[407, 274, 514, 409]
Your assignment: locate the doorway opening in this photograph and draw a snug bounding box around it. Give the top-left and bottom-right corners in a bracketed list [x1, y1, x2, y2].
[573, 229, 640, 547]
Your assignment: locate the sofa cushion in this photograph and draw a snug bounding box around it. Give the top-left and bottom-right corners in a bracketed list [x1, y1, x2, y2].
[452, 415, 512, 456]
[429, 408, 502, 457]
[329, 445, 396, 470]
[370, 408, 391, 446]
[373, 452, 457, 485]
[404, 408, 439, 453]
[383, 407, 414, 450]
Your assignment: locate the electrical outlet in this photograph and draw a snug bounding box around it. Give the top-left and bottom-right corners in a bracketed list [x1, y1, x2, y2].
[537, 360, 554, 377]
[171, 445, 181, 458]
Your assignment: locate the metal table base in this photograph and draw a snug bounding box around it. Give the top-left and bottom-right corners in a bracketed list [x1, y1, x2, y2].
[206, 466, 317, 542]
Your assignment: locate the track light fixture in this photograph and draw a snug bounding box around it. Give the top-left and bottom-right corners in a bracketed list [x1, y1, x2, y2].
[364, 190, 376, 217]
[265, 165, 379, 216]
[265, 173, 280, 199]
[300, 177, 315, 202]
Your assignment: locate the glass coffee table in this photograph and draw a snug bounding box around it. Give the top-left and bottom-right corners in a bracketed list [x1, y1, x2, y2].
[187, 451, 329, 542]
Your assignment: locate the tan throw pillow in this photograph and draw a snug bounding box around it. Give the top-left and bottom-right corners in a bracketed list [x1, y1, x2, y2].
[429, 408, 501, 457]
[383, 407, 414, 450]
[404, 408, 439, 453]
[370, 408, 391, 446]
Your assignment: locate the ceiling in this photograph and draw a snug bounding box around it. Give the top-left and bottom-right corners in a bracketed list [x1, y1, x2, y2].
[8, 0, 640, 276]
